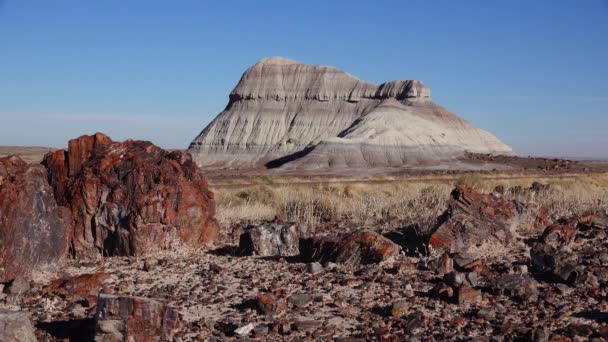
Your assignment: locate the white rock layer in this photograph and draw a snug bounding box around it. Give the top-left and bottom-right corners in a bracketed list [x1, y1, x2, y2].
[188, 57, 512, 169]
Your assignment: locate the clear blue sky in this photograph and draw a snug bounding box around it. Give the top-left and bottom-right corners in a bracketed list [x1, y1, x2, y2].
[1, 0, 607, 158]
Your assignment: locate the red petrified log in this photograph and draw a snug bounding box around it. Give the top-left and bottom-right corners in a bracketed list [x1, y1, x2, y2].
[300, 230, 400, 266]
[94, 294, 181, 341]
[43, 133, 218, 258]
[429, 185, 547, 253]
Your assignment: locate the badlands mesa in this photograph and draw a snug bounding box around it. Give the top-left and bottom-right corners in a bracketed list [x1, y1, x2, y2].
[188, 57, 512, 170]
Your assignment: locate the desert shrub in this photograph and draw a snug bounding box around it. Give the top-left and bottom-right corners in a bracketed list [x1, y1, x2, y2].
[213, 173, 608, 230]
[455, 173, 485, 189]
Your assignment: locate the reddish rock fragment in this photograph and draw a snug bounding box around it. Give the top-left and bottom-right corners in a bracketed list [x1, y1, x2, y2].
[456, 285, 481, 304]
[44, 271, 108, 306]
[300, 230, 400, 266]
[94, 294, 180, 341]
[429, 185, 547, 253]
[42, 133, 218, 257]
[256, 293, 285, 315]
[542, 222, 577, 248]
[541, 213, 597, 248]
[0, 156, 70, 282]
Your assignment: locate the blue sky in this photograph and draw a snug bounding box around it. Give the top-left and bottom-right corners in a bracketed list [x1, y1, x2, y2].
[1, 0, 607, 158]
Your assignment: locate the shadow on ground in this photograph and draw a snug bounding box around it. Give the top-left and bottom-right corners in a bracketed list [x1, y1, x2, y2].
[37, 318, 95, 342]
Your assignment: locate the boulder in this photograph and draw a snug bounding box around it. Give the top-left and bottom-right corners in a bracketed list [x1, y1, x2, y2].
[239, 222, 308, 257]
[0, 310, 37, 342]
[0, 156, 70, 282]
[428, 185, 547, 253]
[300, 230, 400, 266]
[94, 294, 180, 341]
[43, 133, 218, 257]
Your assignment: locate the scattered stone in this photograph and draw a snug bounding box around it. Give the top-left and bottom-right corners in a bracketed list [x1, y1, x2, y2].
[288, 294, 313, 307]
[293, 319, 322, 332]
[466, 272, 479, 287]
[456, 285, 481, 304]
[452, 253, 476, 269]
[239, 222, 308, 256]
[514, 264, 528, 274]
[555, 283, 571, 295]
[209, 263, 225, 274]
[94, 294, 180, 341]
[477, 307, 495, 320]
[253, 325, 269, 336]
[256, 293, 285, 315]
[491, 274, 539, 302]
[234, 323, 255, 336]
[390, 299, 408, 317]
[323, 262, 337, 271]
[300, 230, 400, 266]
[0, 310, 37, 342]
[305, 262, 324, 274]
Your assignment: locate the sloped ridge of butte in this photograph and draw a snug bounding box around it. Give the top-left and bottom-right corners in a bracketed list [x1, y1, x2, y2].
[188, 57, 512, 169]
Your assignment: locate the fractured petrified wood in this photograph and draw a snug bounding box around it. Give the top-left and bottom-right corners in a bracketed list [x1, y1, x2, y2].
[43, 133, 218, 257]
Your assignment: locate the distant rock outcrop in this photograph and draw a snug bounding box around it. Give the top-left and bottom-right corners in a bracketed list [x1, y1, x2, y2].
[0, 156, 70, 282]
[43, 133, 218, 258]
[188, 57, 512, 169]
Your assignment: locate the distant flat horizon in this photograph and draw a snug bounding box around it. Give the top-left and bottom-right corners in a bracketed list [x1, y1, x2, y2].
[1, 143, 606, 162]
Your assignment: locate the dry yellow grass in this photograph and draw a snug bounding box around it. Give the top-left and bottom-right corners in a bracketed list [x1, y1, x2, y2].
[212, 173, 608, 233]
